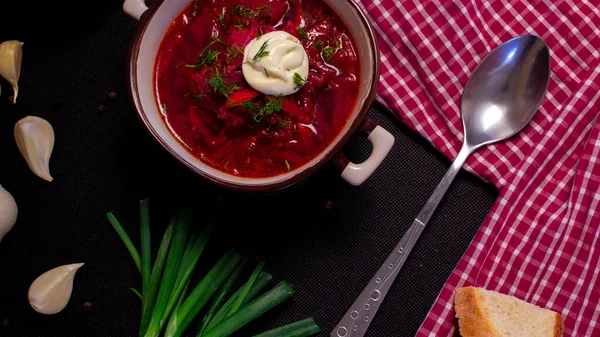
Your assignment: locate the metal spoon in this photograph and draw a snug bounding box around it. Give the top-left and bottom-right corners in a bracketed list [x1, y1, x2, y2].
[332, 34, 551, 337]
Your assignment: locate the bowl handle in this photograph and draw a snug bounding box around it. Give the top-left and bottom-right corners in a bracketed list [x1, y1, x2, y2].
[334, 119, 395, 186]
[123, 0, 149, 20]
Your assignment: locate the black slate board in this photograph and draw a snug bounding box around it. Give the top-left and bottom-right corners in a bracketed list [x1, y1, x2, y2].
[0, 2, 498, 337]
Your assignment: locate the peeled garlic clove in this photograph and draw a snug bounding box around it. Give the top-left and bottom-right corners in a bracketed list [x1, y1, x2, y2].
[14, 116, 54, 182]
[0, 40, 24, 103]
[28, 263, 84, 314]
[0, 184, 18, 243]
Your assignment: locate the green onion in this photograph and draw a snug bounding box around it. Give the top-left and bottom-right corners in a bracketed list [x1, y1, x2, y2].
[131, 288, 143, 300]
[164, 249, 245, 337]
[252, 318, 321, 337]
[202, 282, 296, 337]
[174, 278, 191, 313]
[205, 272, 273, 333]
[139, 217, 175, 336]
[140, 199, 151, 296]
[143, 210, 191, 337]
[198, 257, 248, 337]
[161, 223, 214, 323]
[228, 261, 265, 316]
[107, 212, 141, 274]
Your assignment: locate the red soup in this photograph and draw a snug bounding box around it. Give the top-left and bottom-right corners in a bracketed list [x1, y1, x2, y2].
[155, 0, 359, 178]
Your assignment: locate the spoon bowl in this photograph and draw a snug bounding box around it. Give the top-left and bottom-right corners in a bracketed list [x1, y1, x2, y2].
[461, 34, 551, 149]
[332, 34, 551, 337]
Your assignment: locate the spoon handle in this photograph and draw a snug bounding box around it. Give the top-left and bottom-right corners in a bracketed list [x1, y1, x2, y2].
[331, 145, 472, 337]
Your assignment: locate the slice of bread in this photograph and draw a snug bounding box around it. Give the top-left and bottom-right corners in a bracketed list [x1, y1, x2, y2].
[454, 286, 564, 337]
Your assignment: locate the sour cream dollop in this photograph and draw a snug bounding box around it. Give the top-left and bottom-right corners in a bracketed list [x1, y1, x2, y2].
[242, 31, 309, 96]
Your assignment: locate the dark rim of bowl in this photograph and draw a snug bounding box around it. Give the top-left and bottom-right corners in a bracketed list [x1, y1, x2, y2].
[126, 0, 381, 194]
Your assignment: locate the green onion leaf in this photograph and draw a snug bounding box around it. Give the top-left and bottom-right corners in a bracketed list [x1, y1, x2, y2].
[131, 288, 143, 300]
[143, 209, 191, 337]
[140, 199, 151, 296]
[139, 216, 176, 336]
[161, 222, 214, 324]
[164, 249, 245, 337]
[228, 261, 265, 316]
[202, 282, 296, 337]
[198, 257, 248, 337]
[205, 272, 273, 333]
[107, 212, 141, 274]
[252, 317, 321, 337]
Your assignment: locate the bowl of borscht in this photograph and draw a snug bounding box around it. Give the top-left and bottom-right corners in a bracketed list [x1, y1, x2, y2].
[124, 0, 395, 193]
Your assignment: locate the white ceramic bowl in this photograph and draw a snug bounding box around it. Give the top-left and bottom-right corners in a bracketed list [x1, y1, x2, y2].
[124, 0, 394, 193]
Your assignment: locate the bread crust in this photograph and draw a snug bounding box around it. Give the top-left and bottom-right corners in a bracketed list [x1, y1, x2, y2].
[454, 286, 497, 337]
[553, 312, 564, 337]
[454, 286, 564, 337]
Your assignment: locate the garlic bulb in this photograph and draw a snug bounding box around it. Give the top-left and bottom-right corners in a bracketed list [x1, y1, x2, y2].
[14, 116, 54, 182]
[0, 185, 17, 243]
[0, 40, 24, 103]
[28, 263, 84, 314]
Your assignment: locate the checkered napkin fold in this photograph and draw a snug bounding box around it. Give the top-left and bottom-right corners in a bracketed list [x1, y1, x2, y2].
[354, 0, 600, 335]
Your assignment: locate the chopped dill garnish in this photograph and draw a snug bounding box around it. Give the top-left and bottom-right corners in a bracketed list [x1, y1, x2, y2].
[226, 45, 244, 61]
[285, 160, 291, 171]
[162, 104, 167, 115]
[335, 39, 341, 49]
[195, 35, 224, 67]
[194, 94, 204, 101]
[255, 5, 272, 16]
[298, 27, 308, 39]
[253, 95, 283, 122]
[322, 46, 336, 61]
[232, 5, 253, 17]
[204, 50, 221, 66]
[232, 24, 244, 29]
[207, 70, 238, 97]
[293, 73, 307, 89]
[232, 4, 271, 18]
[314, 40, 324, 50]
[218, 8, 226, 21]
[185, 64, 196, 68]
[279, 120, 292, 127]
[264, 68, 270, 78]
[253, 39, 270, 61]
[324, 85, 333, 91]
[235, 100, 260, 112]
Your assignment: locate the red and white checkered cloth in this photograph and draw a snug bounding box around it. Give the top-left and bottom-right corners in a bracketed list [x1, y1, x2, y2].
[352, 0, 600, 336]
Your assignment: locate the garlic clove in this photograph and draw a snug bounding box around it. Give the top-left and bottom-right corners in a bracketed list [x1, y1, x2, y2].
[0, 40, 24, 103]
[0, 184, 18, 243]
[14, 116, 55, 182]
[28, 263, 84, 315]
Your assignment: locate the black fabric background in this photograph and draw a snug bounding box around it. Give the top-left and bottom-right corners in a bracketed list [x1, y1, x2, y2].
[0, 2, 498, 336]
